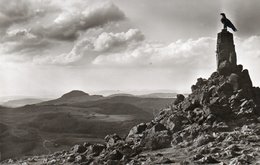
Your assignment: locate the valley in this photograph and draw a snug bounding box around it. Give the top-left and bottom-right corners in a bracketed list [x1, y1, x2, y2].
[0, 91, 173, 161]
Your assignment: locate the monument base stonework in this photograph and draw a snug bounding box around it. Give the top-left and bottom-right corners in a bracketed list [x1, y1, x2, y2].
[216, 29, 237, 75]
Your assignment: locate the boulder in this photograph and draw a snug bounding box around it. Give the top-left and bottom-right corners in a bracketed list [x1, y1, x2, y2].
[105, 134, 122, 148]
[171, 134, 183, 145]
[75, 155, 86, 163]
[193, 154, 204, 161]
[191, 85, 198, 92]
[208, 85, 217, 96]
[119, 144, 134, 156]
[142, 130, 172, 150]
[197, 155, 220, 164]
[83, 142, 91, 148]
[240, 69, 253, 89]
[67, 155, 75, 163]
[181, 99, 199, 112]
[153, 157, 175, 164]
[236, 64, 243, 73]
[210, 71, 220, 79]
[160, 114, 185, 132]
[89, 144, 106, 156]
[127, 123, 147, 138]
[71, 144, 87, 154]
[151, 123, 167, 132]
[194, 134, 214, 147]
[206, 104, 231, 117]
[196, 78, 207, 87]
[174, 94, 185, 105]
[105, 150, 123, 160]
[217, 82, 233, 96]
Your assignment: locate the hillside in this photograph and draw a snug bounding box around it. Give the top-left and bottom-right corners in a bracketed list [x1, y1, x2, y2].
[2, 98, 45, 108]
[0, 93, 173, 161]
[138, 92, 178, 98]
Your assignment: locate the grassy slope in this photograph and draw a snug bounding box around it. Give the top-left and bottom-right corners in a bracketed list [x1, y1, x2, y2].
[0, 96, 173, 160]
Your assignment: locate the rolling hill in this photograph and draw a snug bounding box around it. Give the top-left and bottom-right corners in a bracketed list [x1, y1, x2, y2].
[2, 98, 45, 108]
[0, 90, 174, 161]
[38, 90, 104, 106]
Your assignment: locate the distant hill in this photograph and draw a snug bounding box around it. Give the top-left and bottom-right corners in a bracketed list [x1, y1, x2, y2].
[94, 89, 178, 96]
[39, 91, 174, 112]
[2, 98, 45, 108]
[61, 90, 89, 99]
[107, 93, 135, 97]
[37, 91, 175, 116]
[108, 93, 177, 98]
[39, 90, 104, 105]
[138, 92, 177, 98]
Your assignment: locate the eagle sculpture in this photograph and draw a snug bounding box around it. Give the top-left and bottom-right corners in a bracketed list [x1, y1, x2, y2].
[220, 13, 237, 32]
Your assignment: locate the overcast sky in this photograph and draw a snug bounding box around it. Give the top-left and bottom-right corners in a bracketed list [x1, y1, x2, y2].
[0, 0, 260, 98]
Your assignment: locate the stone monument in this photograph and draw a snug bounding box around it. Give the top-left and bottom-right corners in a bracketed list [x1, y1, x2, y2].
[216, 29, 237, 75]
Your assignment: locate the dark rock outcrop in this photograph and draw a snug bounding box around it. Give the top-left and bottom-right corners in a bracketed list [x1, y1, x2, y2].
[174, 94, 185, 105]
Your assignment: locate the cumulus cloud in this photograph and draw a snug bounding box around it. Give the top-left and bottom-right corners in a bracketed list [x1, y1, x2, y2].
[0, 0, 125, 37]
[90, 33, 260, 69]
[90, 34, 260, 87]
[42, 29, 144, 64]
[93, 37, 216, 68]
[93, 29, 144, 51]
[0, 0, 126, 63]
[32, 2, 125, 41]
[0, 29, 50, 57]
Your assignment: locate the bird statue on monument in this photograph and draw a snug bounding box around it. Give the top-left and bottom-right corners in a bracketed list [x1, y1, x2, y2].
[220, 13, 237, 32]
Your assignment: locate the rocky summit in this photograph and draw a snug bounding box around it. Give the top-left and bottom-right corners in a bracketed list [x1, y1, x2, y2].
[2, 31, 260, 165]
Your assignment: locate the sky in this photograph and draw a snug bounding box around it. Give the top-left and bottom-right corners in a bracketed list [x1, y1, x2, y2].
[0, 0, 260, 98]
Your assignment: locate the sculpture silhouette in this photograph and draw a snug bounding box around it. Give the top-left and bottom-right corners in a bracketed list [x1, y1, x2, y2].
[220, 13, 237, 32]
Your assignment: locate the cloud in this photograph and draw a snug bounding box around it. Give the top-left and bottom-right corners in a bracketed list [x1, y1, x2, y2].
[91, 34, 260, 87]
[0, 0, 127, 63]
[235, 35, 260, 85]
[0, 0, 126, 38]
[93, 37, 216, 69]
[0, 0, 31, 29]
[41, 29, 144, 64]
[1, 0, 260, 75]
[93, 29, 144, 51]
[236, 36, 260, 58]
[0, 0, 51, 32]
[0, 29, 50, 57]
[32, 2, 125, 41]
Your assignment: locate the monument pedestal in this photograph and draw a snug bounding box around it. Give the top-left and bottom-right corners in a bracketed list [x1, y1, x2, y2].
[216, 29, 237, 75]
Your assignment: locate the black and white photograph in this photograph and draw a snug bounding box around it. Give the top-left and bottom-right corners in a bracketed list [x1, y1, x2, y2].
[1, 0, 260, 164]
